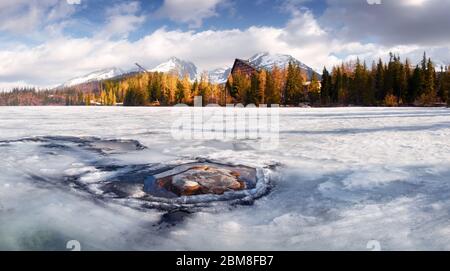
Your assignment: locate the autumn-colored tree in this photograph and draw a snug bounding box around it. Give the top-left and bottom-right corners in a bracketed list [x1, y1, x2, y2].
[258, 70, 267, 105]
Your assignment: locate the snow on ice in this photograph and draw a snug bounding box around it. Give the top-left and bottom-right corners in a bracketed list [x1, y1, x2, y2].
[0, 106, 450, 250]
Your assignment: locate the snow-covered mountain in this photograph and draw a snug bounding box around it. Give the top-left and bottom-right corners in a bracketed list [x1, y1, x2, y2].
[208, 67, 231, 84]
[59, 53, 320, 88]
[249, 52, 319, 80]
[206, 52, 321, 84]
[61, 68, 124, 88]
[150, 57, 231, 84]
[150, 57, 198, 81]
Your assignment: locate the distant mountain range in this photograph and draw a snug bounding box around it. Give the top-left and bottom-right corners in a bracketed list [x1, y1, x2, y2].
[61, 67, 125, 88]
[150, 57, 198, 81]
[248, 52, 318, 80]
[60, 52, 320, 88]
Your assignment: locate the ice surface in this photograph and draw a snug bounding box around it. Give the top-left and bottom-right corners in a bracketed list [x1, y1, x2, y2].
[1, 106, 450, 250]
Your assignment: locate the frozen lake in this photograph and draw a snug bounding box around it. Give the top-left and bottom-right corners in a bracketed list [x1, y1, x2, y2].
[1, 106, 450, 251]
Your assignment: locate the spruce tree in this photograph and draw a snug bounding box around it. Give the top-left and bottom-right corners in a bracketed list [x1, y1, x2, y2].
[175, 79, 185, 104]
[408, 66, 422, 104]
[421, 58, 436, 105]
[308, 73, 321, 105]
[248, 72, 260, 105]
[284, 62, 303, 106]
[231, 72, 251, 104]
[321, 67, 331, 105]
[265, 70, 276, 106]
[402, 59, 411, 104]
[330, 66, 341, 104]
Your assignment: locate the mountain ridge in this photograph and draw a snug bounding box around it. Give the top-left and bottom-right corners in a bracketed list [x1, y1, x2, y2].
[60, 53, 320, 88]
[60, 67, 124, 88]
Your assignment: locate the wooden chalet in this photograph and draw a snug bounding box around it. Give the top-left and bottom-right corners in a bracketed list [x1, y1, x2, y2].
[230, 59, 259, 78]
[222, 59, 260, 103]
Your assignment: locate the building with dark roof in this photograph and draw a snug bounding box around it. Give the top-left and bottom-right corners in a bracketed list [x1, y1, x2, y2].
[229, 59, 259, 78]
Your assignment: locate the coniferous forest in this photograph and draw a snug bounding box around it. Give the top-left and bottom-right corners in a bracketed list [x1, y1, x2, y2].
[1, 53, 449, 107]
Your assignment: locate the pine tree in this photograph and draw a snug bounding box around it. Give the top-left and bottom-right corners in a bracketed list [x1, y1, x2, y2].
[421, 57, 436, 105]
[124, 80, 148, 106]
[392, 54, 404, 103]
[375, 59, 385, 103]
[330, 66, 341, 104]
[402, 59, 411, 104]
[175, 79, 185, 104]
[264, 70, 276, 106]
[232, 72, 251, 105]
[284, 62, 303, 105]
[321, 67, 331, 105]
[150, 73, 163, 103]
[408, 66, 422, 104]
[248, 72, 260, 105]
[340, 64, 350, 104]
[308, 72, 321, 105]
[384, 56, 394, 99]
[436, 65, 450, 104]
[350, 58, 364, 105]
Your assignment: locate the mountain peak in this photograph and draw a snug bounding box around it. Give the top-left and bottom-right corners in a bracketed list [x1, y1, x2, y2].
[150, 57, 198, 81]
[61, 67, 124, 88]
[168, 56, 182, 62]
[59, 53, 320, 88]
[249, 52, 270, 60]
[208, 67, 231, 84]
[249, 52, 319, 79]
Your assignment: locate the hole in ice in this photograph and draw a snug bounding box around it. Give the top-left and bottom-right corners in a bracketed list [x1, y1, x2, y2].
[99, 160, 273, 210]
[0, 136, 275, 212]
[144, 163, 254, 197]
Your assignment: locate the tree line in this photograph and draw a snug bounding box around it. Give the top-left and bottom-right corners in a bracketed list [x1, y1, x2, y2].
[321, 53, 450, 106]
[1, 52, 449, 107]
[222, 52, 449, 107]
[226, 64, 321, 106]
[119, 72, 222, 106]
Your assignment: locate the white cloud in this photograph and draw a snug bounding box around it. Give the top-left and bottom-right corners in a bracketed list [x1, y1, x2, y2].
[66, 0, 81, 4]
[0, 0, 77, 34]
[320, 0, 450, 47]
[0, 7, 343, 88]
[156, 0, 225, 28]
[1, 4, 449, 90]
[400, 0, 429, 6]
[99, 2, 146, 39]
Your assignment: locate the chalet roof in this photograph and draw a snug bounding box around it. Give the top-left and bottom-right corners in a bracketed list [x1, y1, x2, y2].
[230, 58, 259, 75]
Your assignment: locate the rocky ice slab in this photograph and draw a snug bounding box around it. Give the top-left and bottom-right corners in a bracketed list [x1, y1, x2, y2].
[0, 136, 274, 213]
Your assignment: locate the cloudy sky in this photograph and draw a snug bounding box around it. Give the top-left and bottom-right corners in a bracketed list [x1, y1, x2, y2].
[0, 0, 449, 89]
